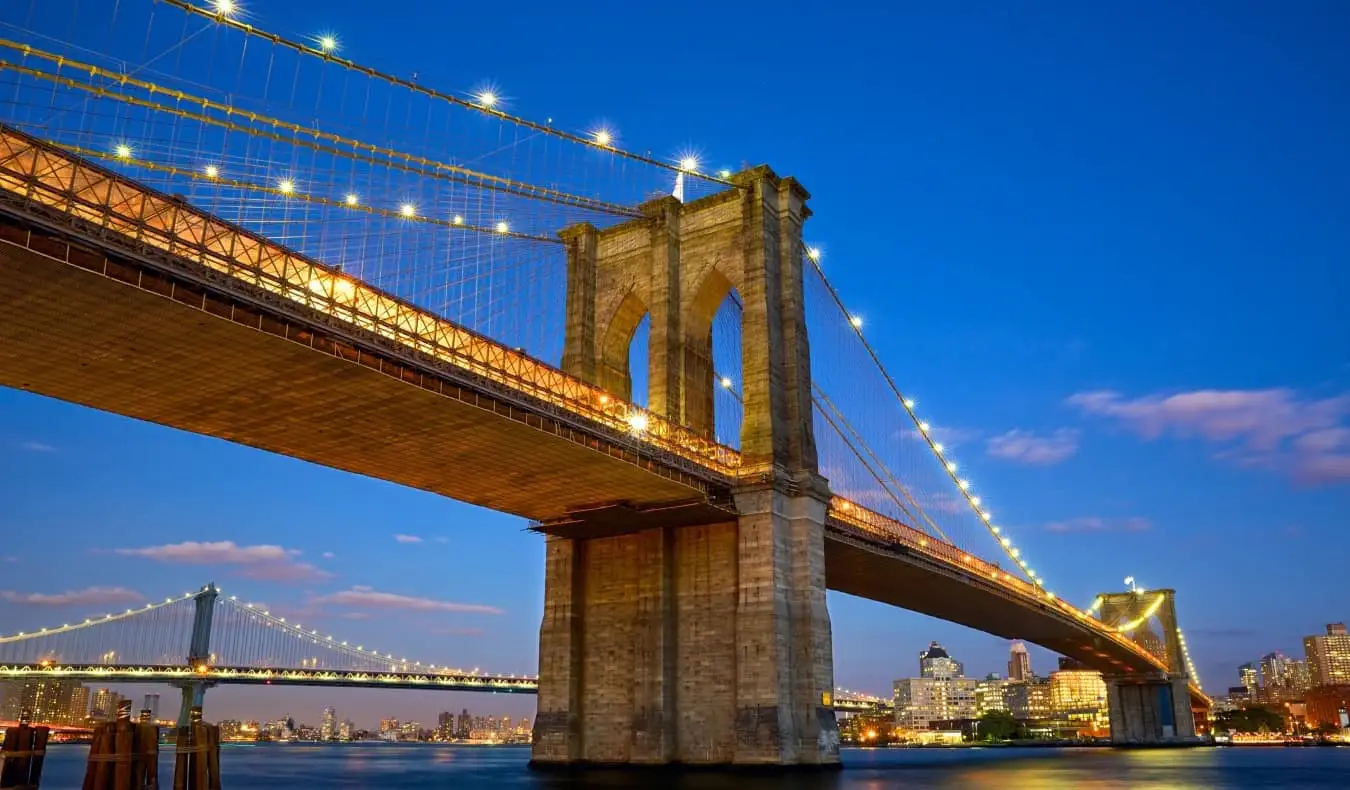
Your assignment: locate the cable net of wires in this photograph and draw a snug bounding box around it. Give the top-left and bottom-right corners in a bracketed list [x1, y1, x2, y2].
[804, 258, 1019, 576]
[0, 594, 199, 666]
[0, 0, 726, 369]
[208, 597, 469, 674]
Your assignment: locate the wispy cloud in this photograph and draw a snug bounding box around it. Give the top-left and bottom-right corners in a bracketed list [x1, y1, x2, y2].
[1067, 388, 1350, 484]
[434, 627, 485, 638]
[900, 425, 982, 449]
[1, 586, 144, 607]
[2, 556, 16, 563]
[393, 534, 423, 544]
[20, 441, 56, 453]
[321, 552, 337, 560]
[112, 541, 331, 583]
[1044, 516, 1151, 534]
[987, 429, 1080, 466]
[312, 586, 503, 615]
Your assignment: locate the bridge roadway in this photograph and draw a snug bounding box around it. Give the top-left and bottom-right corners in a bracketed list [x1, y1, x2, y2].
[0, 126, 1204, 708]
[0, 664, 538, 694]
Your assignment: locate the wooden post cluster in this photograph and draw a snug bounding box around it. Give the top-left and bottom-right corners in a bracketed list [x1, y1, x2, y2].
[170, 708, 220, 790]
[0, 710, 49, 790]
[82, 701, 159, 790]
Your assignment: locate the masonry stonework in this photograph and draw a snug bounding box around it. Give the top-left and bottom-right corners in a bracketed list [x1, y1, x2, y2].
[533, 167, 840, 767]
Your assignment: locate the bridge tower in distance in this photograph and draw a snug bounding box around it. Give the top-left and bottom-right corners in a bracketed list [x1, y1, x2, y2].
[177, 582, 218, 727]
[1096, 588, 1198, 743]
[532, 167, 838, 767]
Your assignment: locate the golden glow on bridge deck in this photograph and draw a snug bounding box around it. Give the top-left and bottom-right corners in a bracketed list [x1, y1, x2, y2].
[0, 127, 1203, 704]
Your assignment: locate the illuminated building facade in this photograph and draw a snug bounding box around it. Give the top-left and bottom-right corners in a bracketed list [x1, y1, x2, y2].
[1239, 664, 1259, 697]
[975, 675, 1009, 715]
[894, 677, 979, 730]
[919, 642, 964, 680]
[1260, 651, 1288, 698]
[1049, 669, 1109, 736]
[1004, 679, 1052, 722]
[0, 679, 89, 725]
[90, 688, 124, 720]
[1305, 623, 1350, 687]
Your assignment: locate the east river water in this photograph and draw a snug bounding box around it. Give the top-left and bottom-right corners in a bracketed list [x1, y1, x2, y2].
[31, 743, 1350, 788]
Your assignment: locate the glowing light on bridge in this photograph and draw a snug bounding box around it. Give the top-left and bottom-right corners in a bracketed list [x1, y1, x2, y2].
[591, 127, 614, 147]
[849, 315, 863, 329]
[400, 202, 416, 217]
[211, 0, 237, 18]
[204, 164, 219, 178]
[718, 169, 732, 179]
[627, 412, 649, 433]
[452, 215, 464, 225]
[113, 143, 132, 159]
[495, 220, 510, 234]
[806, 247, 822, 262]
[720, 376, 733, 389]
[678, 155, 700, 173]
[475, 90, 498, 108]
[316, 34, 339, 54]
[344, 193, 359, 206]
[277, 178, 295, 195]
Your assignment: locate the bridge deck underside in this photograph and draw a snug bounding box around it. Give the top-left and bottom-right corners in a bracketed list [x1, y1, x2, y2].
[0, 233, 709, 521]
[826, 529, 1168, 682]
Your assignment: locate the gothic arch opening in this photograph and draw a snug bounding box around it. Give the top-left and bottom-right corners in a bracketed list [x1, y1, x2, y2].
[598, 290, 648, 404]
[685, 268, 743, 445]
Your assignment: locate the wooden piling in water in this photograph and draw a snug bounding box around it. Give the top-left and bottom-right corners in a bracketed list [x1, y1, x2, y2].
[0, 710, 51, 790]
[171, 708, 220, 790]
[81, 701, 159, 790]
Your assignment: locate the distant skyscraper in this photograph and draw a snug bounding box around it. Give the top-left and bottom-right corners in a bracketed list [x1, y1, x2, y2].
[1284, 659, 1312, 695]
[1008, 642, 1032, 682]
[919, 641, 964, 679]
[1239, 663, 1259, 696]
[321, 707, 337, 740]
[1304, 623, 1350, 687]
[1260, 651, 1288, 693]
[142, 694, 160, 722]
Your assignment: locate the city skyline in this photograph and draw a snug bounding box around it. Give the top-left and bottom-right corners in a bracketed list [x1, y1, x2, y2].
[2, 0, 1349, 725]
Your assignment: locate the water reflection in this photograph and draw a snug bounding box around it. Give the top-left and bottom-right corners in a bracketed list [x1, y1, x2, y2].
[25, 743, 1350, 789]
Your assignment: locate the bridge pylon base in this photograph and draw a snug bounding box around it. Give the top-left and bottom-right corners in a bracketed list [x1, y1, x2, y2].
[1106, 675, 1199, 745]
[530, 487, 840, 767]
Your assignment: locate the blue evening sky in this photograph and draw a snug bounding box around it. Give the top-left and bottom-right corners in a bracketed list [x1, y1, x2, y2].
[2, 0, 1348, 728]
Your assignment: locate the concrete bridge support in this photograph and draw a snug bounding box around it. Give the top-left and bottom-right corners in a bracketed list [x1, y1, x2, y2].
[533, 168, 839, 767]
[1105, 676, 1197, 744]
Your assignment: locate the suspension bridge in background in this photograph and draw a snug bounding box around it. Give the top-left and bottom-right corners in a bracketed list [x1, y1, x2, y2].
[0, 0, 1207, 767]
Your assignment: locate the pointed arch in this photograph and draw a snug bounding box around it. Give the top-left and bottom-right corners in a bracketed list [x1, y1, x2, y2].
[596, 289, 648, 401]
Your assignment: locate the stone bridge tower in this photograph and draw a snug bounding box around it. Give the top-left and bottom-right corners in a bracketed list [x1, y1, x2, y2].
[1097, 588, 1198, 743]
[530, 167, 839, 766]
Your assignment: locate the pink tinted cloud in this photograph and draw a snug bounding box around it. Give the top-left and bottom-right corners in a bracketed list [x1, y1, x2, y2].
[112, 541, 331, 583]
[393, 534, 423, 544]
[1, 586, 144, 607]
[1068, 388, 1350, 484]
[987, 429, 1080, 466]
[312, 586, 503, 615]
